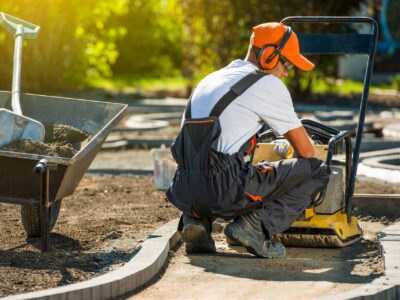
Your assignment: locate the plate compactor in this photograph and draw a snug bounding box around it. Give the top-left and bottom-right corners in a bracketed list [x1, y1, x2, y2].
[253, 119, 361, 247]
[250, 16, 378, 248]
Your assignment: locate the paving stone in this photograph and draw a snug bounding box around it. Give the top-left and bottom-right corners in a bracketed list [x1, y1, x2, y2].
[381, 228, 400, 233]
[81, 288, 91, 300]
[125, 274, 137, 295]
[385, 270, 400, 276]
[111, 281, 119, 299]
[380, 241, 400, 246]
[90, 284, 102, 300]
[384, 258, 400, 265]
[66, 290, 81, 300]
[48, 293, 67, 300]
[140, 266, 152, 287]
[135, 271, 145, 289]
[116, 273, 129, 296]
[375, 222, 400, 299]
[380, 236, 400, 241]
[100, 281, 112, 299]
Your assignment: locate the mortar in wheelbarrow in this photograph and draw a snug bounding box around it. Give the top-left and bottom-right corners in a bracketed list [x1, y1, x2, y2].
[0, 90, 127, 247]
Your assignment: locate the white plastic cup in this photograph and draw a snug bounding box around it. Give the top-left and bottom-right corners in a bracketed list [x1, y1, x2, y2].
[151, 145, 177, 190]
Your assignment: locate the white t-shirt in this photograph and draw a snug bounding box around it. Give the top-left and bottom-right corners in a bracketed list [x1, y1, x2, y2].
[188, 59, 301, 155]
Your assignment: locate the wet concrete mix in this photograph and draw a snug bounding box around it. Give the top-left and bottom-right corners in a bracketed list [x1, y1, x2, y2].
[0, 124, 90, 158]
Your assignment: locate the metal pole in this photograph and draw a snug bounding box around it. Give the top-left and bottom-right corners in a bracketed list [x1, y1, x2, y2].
[346, 20, 378, 221]
[11, 24, 23, 116]
[34, 159, 57, 252]
[40, 168, 50, 252]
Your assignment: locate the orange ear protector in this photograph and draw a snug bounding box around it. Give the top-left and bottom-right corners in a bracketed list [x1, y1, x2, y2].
[258, 26, 292, 70]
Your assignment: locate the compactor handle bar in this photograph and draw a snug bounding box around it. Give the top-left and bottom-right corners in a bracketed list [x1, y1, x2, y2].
[259, 119, 353, 220]
[281, 16, 378, 222]
[301, 119, 352, 212]
[282, 16, 377, 27]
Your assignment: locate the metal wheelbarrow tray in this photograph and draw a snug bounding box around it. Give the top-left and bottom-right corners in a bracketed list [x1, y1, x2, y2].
[0, 91, 127, 251]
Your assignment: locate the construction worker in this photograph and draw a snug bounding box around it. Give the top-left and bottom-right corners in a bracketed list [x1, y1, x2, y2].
[167, 22, 330, 258]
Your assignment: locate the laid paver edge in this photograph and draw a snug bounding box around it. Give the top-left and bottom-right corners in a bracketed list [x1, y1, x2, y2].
[319, 221, 400, 300]
[1, 218, 181, 300]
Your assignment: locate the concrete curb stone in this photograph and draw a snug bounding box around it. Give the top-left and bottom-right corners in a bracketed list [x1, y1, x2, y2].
[363, 154, 400, 171]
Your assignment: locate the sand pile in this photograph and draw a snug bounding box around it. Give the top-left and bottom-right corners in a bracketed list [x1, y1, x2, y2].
[0, 124, 90, 158]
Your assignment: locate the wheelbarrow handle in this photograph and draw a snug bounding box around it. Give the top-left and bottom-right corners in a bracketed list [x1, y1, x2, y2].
[0, 12, 40, 39]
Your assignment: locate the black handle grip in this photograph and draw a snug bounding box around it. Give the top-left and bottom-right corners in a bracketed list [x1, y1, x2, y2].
[33, 159, 48, 174]
[33, 159, 57, 173]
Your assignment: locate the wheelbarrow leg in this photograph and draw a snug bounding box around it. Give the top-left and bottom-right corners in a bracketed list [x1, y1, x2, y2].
[34, 159, 57, 252]
[40, 168, 50, 252]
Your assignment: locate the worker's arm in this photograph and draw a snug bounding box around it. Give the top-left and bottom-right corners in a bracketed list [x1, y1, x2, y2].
[284, 126, 315, 158]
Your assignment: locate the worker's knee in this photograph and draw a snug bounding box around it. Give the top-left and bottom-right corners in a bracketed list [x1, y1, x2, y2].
[307, 157, 325, 172]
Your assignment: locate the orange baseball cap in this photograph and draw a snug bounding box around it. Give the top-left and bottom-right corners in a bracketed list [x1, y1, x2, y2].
[251, 22, 314, 71]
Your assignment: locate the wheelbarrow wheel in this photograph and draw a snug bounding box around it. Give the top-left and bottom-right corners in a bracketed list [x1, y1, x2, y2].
[21, 200, 62, 238]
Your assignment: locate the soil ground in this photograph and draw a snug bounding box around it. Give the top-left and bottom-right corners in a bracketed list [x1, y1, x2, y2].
[0, 173, 398, 298]
[0, 174, 178, 297]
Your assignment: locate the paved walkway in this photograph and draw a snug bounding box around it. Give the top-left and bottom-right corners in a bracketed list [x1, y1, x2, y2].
[128, 221, 386, 300]
[321, 222, 400, 300]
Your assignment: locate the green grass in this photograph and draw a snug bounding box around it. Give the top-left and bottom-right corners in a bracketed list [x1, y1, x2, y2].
[311, 78, 396, 95]
[90, 74, 397, 96]
[89, 74, 187, 91]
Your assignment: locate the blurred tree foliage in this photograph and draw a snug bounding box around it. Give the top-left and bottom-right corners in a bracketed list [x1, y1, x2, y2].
[112, 0, 182, 78]
[181, 0, 367, 99]
[0, 0, 129, 92]
[0, 0, 368, 99]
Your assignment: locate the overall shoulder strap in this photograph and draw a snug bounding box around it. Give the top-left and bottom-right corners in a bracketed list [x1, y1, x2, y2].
[184, 70, 265, 119]
[209, 70, 265, 117]
[184, 89, 195, 119]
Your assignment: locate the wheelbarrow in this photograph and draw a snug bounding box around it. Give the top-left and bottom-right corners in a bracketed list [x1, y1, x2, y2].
[0, 91, 127, 251]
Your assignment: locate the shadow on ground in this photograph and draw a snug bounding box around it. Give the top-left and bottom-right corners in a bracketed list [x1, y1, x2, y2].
[187, 237, 381, 284]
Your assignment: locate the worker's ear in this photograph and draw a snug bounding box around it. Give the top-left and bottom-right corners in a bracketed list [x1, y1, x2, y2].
[258, 26, 292, 70]
[259, 44, 280, 70]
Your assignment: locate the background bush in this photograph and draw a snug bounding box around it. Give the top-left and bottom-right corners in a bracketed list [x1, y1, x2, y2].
[0, 0, 373, 100]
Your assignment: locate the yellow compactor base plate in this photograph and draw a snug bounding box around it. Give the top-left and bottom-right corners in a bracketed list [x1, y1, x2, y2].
[273, 209, 363, 248]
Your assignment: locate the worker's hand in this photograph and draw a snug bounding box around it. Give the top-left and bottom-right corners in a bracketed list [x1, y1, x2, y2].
[272, 139, 294, 159]
[284, 126, 315, 158]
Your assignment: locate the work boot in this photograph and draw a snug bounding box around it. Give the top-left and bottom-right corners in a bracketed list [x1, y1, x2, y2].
[224, 211, 286, 258]
[224, 211, 261, 247]
[181, 214, 216, 253]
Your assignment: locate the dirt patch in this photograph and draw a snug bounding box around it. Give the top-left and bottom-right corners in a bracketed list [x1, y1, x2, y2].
[0, 174, 394, 298]
[1, 124, 90, 158]
[0, 174, 179, 297]
[44, 124, 89, 144]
